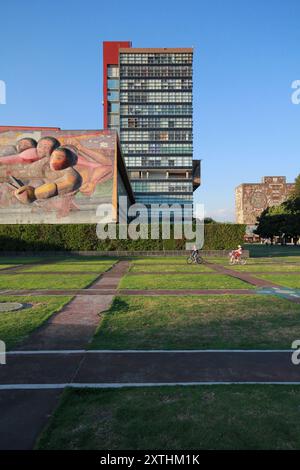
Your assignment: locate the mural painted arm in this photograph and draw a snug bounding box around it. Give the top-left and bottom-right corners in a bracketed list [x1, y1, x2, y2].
[64, 139, 111, 166]
[0, 148, 38, 165]
[14, 168, 82, 203]
[79, 165, 113, 196]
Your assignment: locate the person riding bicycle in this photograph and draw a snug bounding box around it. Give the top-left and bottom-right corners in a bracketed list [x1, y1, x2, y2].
[230, 245, 243, 262]
[191, 244, 199, 261]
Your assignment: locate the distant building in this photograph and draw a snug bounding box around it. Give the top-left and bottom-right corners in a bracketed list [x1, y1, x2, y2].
[235, 176, 295, 225]
[103, 41, 200, 216]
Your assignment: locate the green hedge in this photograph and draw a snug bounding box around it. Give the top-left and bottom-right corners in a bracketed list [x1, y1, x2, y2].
[0, 223, 246, 252]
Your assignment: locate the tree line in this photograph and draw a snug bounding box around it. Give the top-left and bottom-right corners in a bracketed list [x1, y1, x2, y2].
[255, 175, 300, 244]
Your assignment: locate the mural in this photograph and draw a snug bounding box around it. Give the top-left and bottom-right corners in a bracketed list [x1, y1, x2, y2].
[0, 130, 115, 223]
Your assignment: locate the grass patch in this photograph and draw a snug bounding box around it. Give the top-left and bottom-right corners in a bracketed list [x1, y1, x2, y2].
[36, 385, 300, 450]
[0, 265, 14, 270]
[0, 273, 100, 289]
[255, 274, 300, 289]
[53, 257, 118, 264]
[130, 264, 213, 273]
[229, 264, 300, 272]
[0, 295, 72, 349]
[22, 264, 114, 273]
[0, 257, 46, 265]
[133, 257, 190, 265]
[90, 295, 299, 349]
[119, 274, 254, 290]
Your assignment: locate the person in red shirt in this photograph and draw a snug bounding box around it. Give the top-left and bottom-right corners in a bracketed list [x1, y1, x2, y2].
[230, 245, 243, 263]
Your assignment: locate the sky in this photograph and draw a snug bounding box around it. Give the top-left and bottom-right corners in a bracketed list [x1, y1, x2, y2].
[0, 0, 299, 221]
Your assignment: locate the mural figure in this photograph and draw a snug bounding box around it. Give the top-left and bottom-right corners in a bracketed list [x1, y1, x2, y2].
[0, 136, 60, 165]
[0, 130, 116, 222]
[13, 147, 82, 204]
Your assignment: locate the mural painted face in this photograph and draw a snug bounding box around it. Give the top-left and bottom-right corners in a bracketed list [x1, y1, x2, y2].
[50, 149, 70, 171]
[17, 138, 37, 153]
[37, 139, 57, 159]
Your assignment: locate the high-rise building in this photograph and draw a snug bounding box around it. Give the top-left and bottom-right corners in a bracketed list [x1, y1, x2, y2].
[103, 41, 200, 215]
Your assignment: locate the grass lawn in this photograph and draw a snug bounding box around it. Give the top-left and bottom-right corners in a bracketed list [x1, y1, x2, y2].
[36, 385, 300, 450]
[0, 295, 72, 349]
[90, 295, 300, 349]
[254, 274, 300, 289]
[0, 273, 100, 289]
[53, 257, 118, 264]
[132, 257, 191, 265]
[129, 264, 213, 273]
[22, 263, 114, 273]
[229, 264, 300, 272]
[119, 274, 254, 290]
[0, 265, 15, 270]
[0, 257, 46, 265]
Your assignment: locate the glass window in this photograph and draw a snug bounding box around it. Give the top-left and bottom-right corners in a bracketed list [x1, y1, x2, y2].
[108, 102, 120, 113]
[107, 79, 119, 90]
[108, 115, 119, 126]
[108, 91, 119, 102]
[107, 65, 119, 78]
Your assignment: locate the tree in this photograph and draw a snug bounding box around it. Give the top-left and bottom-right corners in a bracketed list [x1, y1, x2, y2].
[292, 174, 300, 198]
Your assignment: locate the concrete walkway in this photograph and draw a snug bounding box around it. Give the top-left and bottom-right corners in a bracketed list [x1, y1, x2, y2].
[2, 350, 300, 387]
[0, 260, 129, 449]
[13, 261, 130, 350]
[207, 262, 283, 288]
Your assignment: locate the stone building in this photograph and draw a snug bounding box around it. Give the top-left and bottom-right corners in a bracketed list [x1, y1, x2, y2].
[235, 176, 295, 225]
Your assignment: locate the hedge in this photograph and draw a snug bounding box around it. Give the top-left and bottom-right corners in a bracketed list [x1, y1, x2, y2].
[0, 223, 246, 252]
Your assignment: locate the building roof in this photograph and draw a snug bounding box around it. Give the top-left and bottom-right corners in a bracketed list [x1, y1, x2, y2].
[119, 47, 193, 53]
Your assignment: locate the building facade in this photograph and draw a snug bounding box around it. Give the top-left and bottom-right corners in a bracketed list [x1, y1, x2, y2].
[103, 41, 200, 215]
[235, 176, 295, 225]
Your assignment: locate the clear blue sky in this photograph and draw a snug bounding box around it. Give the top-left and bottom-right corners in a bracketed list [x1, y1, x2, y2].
[0, 0, 299, 221]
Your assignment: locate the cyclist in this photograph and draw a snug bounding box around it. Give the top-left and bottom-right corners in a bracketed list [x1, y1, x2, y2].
[230, 244, 243, 263]
[191, 244, 199, 262]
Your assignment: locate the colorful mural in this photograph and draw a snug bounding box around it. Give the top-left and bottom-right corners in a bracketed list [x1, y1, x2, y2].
[0, 130, 116, 223]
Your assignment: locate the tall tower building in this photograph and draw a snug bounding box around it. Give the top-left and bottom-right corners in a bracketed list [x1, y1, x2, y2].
[103, 41, 200, 214]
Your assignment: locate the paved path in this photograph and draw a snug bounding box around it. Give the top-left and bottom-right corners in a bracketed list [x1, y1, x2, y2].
[11, 262, 130, 351]
[207, 262, 283, 287]
[1, 350, 300, 387]
[0, 260, 129, 449]
[0, 288, 257, 296]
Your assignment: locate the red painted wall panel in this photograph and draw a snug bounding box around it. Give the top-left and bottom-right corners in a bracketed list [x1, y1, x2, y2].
[103, 41, 131, 129]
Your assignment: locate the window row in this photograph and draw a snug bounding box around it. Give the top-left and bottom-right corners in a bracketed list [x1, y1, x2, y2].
[120, 92, 192, 103]
[120, 66, 192, 78]
[120, 104, 192, 116]
[121, 117, 192, 128]
[122, 143, 192, 154]
[131, 181, 193, 193]
[120, 53, 192, 65]
[120, 79, 192, 91]
[121, 131, 192, 142]
[125, 156, 192, 167]
[129, 171, 191, 180]
[135, 194, 193, 202]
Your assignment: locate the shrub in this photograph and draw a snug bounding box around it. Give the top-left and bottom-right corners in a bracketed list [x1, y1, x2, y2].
[0, 223, 246, 251]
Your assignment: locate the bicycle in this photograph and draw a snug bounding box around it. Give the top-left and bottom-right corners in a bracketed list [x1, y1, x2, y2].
[229, 252, 247, 265]
[187, 253, 204, 264]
